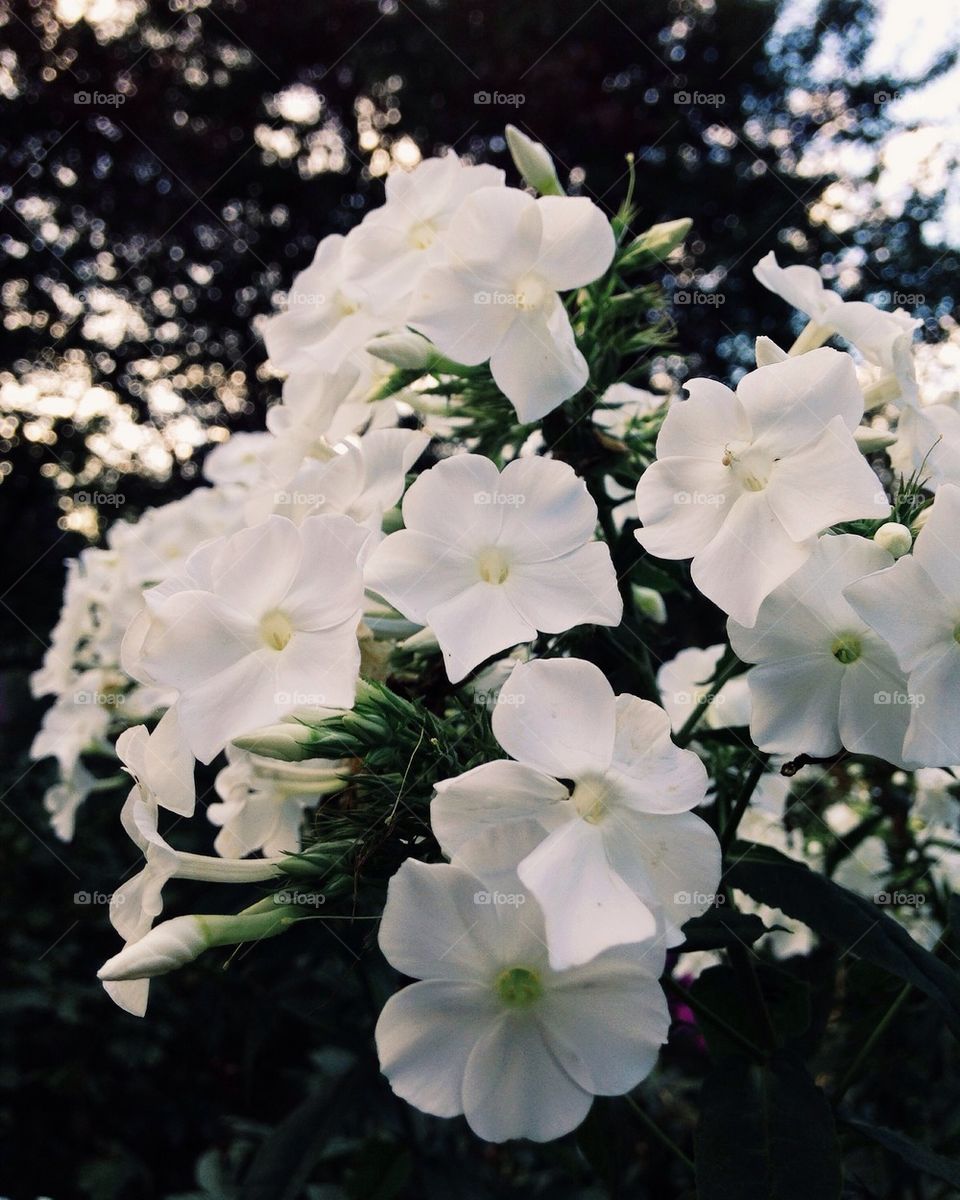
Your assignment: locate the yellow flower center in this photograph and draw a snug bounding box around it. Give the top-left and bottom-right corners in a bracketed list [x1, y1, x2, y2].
[407, 220, 437, 250]
[477, 546, 510, 585]
[571, 774, 610, 824]
[260, 609, 294, 651]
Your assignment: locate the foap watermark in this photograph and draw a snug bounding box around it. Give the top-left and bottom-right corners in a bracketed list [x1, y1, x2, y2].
[874, 90, 904, 104]
[674, 290, 725, 307]
[273, 890, 326, 908]
[75, 890, 121, 906]
[674, 890, 725, 906]
[74, 491, 125, 507]
[473, 689, 526, 711]
[675, 490, 727, 507]
[474, 289, 523, 306]
[474, 889, 526, 907]
[74, 90, 126, 107]
[474, 90, 525, 109]
[274, 490, 326, 506]
[874, 690, 924, 706]
[74, 689, 125, 707]
[275, 690, 326, 707]
[473, 490, 525, 506]
[874, 890, 925, 907]
[674, 90, 725, 107]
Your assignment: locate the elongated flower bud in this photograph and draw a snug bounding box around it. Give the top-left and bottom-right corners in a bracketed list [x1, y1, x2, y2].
[755, 335, 788, 367]
[231, 723, 321, 761]
[98, 910, 293, 981]
[505, 125, 564, 196]
[366, 331, 436, 371]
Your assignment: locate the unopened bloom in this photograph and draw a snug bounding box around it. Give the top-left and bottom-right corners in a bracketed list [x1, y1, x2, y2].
[431, 657, 716, 967]
[365, 454, 621, 682]
[728, 534, 912, 764]
[845, 484, 960, 766]
[375, 848, 669, 1142]
[504, 124, 563, 195]
[123, 514, 369, 762]
[408, 187, 615, 423]
[634, 349, 890, 626]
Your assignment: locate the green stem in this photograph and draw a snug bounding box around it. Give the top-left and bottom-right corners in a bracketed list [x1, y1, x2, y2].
[623, 1094, 694, 1171]
[721, 753, 772, 852]
[664, 976, 765, 1060]
[833, 982, 911, 1104]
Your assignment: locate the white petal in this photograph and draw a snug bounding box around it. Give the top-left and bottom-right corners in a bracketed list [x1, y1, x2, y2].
[534, 196, 615, 290]
[634, 458, 734, 559]
[139, 591, 258, 692]
[376, 980, 495, 1119]
[690, 492, 812, 627]
[519, 821, 659, 969]
[431, 760, 567, 858]
[745, 654, 844, 757]
[364, 530, 477, 625]
[496, 457, 597, 561]
[605, 695, 708, 813]
[765, 419, 889, 541]
[489, 304, 588, 424]
[442, 185, 542, 277]
[656, 379, 748, 461]
[913, 484, 960, 599]
[494, 657, 616, 778]
[429, 583, 537, 682]
[401, 454, 505, 551]
[845, 556, 953, 671]
[408, 265, 514, 366]
[504, 542, 622, 633]
[903, 646, 960, 766]
[839, 650, 913, 765]
[378, 860, 500, 982]
[541, 960, 669, 1094]
[603, 809, 721, 945]
[737, 348, 863, 452]
[462, 1015, 593, 1142]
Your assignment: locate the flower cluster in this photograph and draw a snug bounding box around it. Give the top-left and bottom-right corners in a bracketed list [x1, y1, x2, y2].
[31, 127, 960, 1149]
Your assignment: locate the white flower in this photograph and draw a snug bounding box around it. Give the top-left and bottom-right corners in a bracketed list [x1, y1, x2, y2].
[408, 187, 615, 423]
[261, 232, 390, 376]
[888, 400, 960, 491]
[103, 725, 281, 1015]
[208, 746, 350, 857]
[634, 348, 890, 626]
[123, 514, 369, 762]
[375, 845, 669, 1143]
[728, 534, 912, 765]
[341, 151, 505, 311]
[202, 432, 275, 487]
[365, 454, 621, 682]
[845, 484, 960, 766]
[656, 644, 750, 732]
[753, 252, 920, 388]
[248, 428, 428, 536]
[431, 657, 716, 967]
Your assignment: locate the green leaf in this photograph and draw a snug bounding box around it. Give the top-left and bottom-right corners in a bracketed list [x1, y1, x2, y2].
[726, 843, 960, 1036]
[691, 964, 810, 1060]
[844, 1118, 960, 1187]
[695, 1052, 841, 1200]
[679, 907, 773, 952]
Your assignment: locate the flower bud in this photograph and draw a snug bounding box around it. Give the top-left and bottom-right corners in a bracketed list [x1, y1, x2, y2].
[632, 585, 667, 624]
[231, 723, 319, 761]
[366, 331, 436, 371]
[755, 336, 788, 367]
[505, 125, 564, 196]
[620, 219, 691, 267]
[854, 425, 896, 453]
[873, 521, 912, 559]
[98, 915, 209, 981]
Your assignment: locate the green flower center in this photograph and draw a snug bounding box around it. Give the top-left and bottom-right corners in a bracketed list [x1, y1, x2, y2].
[831, 634, 862, 665]
[954, 624, 960, 646]
[260, 609, 294, 652]
[571, 774, 610, 824]
[496, 966, 543, 1008]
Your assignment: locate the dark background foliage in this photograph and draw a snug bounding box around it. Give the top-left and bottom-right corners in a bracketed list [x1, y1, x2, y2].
[1, 0, 958, 1195]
